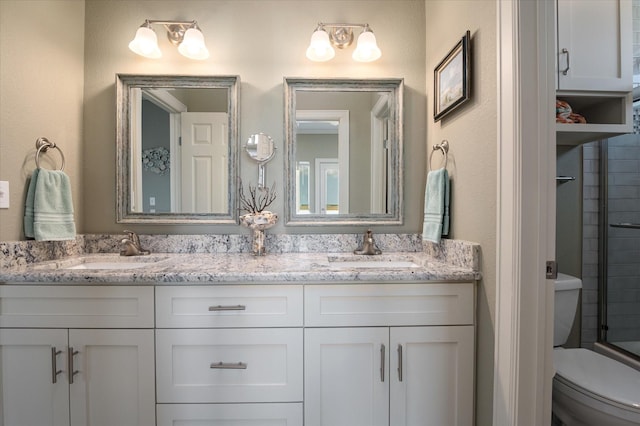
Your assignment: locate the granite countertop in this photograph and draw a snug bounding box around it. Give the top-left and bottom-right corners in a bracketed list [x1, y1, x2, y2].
[0, 251, 481, 285]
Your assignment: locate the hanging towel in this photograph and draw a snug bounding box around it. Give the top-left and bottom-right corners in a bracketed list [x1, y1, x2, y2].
[24, 169, 76, 241]
[23, 168, 40, 239]
[422, 167, 450, 243]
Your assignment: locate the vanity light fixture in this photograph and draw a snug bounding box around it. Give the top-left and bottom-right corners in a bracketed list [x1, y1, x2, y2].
[129, 19, 210, 60]
[306, 23, 381, 63]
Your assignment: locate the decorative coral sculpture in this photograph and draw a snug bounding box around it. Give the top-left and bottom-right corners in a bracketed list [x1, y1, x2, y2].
[238, 179, 278, 255]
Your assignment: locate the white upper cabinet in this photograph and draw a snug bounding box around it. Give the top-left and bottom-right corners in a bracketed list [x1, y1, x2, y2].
[557, 0, 632, 92]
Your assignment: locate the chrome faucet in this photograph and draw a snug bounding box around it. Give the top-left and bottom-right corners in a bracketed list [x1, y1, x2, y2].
[120, 230, 150, 256]
[354, 229, 382, 255]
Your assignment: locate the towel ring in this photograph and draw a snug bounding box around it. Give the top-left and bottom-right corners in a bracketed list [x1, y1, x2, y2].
[429, 139, 449, 169]
[35, 137, 65, 171]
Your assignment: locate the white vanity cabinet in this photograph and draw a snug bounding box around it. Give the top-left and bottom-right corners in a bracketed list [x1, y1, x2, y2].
[0, 285, 155, 426]
[154, 285, 304, 426]
[304, 283, 475, 426]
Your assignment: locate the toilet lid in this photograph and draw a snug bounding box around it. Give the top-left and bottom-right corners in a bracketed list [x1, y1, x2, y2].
[554, 348, 640, 409]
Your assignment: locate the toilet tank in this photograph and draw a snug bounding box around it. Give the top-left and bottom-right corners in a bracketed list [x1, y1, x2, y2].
[554, 273, 583, 347]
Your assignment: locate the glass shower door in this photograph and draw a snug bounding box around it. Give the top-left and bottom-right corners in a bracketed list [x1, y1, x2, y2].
[602, 128, 640, 358]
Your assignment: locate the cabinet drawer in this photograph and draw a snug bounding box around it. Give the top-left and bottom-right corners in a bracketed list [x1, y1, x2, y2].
[156, 403, 303, 426]
[0, 285, 154, 328]
[305, 283, 474, 326]
[156, 285, 303, 328]
[156, 328, 303, 403]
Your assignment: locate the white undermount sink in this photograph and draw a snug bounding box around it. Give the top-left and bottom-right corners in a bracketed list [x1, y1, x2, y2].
[326, 255, 420, 269]
[328, 260, 420, 269]
[65, 261, 156, 270]
[33, 255, 169, 271]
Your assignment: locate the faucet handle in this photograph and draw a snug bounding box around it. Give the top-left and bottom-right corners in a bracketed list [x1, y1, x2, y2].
[123, 229, 140, 244]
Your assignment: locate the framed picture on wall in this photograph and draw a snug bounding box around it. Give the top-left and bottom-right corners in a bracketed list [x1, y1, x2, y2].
[434, 30, 471, 122]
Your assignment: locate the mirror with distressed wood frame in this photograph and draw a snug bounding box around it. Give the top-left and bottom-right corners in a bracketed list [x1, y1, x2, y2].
[284, 77, 404, 226]
[116, 74, 239, 223]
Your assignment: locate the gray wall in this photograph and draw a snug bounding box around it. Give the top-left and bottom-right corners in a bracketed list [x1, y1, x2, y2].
[556, 144, 584, 348]
[0, 0, 85, 241]
[141, 100, 171, 213]
[424, 2, 497, 423]
[556, 145, 583, 277]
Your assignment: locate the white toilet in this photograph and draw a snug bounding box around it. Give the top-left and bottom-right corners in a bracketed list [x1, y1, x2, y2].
[552, 273, 640, 426]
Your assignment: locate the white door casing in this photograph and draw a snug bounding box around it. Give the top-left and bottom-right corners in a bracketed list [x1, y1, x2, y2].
[494, 0, 555, 424]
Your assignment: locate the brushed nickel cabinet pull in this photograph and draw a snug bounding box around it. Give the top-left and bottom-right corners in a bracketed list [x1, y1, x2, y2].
[208, 305, 246, 311]
[561, 48, 570, 75]
[68, 347, 79, 384]
[51, 347, 63, 384]
[210, 361, 248, 369]
[380, 344, 386, 382]
[397, 344, 403, 382]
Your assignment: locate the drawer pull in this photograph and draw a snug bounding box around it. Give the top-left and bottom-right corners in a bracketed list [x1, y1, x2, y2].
[51, 347, 63, 384]
[208, 305, 246, 311]
[210, 361, 248, 369]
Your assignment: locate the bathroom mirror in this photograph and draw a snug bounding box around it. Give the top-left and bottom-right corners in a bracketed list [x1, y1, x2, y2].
[116, 74, 239, 223]
[284, 77, 404, 225]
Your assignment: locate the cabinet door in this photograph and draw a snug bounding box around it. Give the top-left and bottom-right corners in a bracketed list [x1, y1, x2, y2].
[68, 329, 155, 426]
[0, 329, 69, 426]
[557, 0, 632, 91]
[390, 326, 474, 426]
[304, 327, 389, 426]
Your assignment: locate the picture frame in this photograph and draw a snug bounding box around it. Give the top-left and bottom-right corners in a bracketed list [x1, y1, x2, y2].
[434, 30, 471, 122]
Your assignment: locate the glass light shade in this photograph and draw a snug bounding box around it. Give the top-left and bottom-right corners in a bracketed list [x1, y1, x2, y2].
[352, 30, 381, 62]
[128, 26, 161, 59]
[306, 29, 335, 62]
[178, 28, 210, 60]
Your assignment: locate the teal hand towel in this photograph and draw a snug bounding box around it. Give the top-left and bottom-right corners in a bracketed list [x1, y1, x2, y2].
[32, 169, 76, 241]
[23, 168, 40, 239]
[422, 167, 450, 243]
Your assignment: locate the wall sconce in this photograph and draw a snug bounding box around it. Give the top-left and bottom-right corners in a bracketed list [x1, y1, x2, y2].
[306, 23, 381, 63]
[129, 19, 210, 60]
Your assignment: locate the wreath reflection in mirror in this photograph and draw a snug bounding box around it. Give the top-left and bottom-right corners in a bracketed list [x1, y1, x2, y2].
[142, 147, 170, 175]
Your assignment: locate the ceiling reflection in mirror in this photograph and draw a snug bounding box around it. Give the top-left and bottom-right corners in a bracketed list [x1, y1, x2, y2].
[116, 75, 239, 223]
[284, 78, 404, 225]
